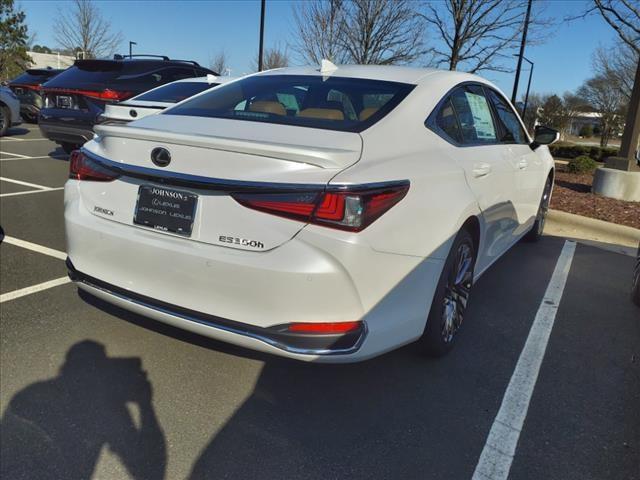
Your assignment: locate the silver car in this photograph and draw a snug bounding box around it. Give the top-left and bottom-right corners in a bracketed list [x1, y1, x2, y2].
[0, 86, 22, 136]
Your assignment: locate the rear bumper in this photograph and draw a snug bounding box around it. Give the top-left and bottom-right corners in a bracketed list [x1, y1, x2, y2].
[67, 258, 366, 356]
[65, 181, 444, 362]
[38, 116, 94, 145]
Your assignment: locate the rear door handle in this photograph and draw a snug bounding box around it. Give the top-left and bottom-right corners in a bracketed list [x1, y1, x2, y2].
[518, 159, 529, 169]
[472, 163, 492, 178]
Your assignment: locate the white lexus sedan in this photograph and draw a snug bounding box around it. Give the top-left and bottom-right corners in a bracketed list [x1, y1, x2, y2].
[65, 65, 558, 362]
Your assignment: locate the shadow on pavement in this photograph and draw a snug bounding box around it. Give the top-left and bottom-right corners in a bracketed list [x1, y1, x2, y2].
[5, 127, 30, 137]
[0, 341, 166, 480]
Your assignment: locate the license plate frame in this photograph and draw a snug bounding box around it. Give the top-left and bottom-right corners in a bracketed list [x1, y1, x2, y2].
[56, 95, 73, 109]
[133, 185, 198, 237]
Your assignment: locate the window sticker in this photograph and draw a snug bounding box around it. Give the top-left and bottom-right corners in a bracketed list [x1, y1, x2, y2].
[464, 92, 496, 140]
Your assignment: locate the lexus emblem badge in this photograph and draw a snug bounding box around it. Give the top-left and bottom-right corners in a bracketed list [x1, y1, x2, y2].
[151, 147, 171, 167]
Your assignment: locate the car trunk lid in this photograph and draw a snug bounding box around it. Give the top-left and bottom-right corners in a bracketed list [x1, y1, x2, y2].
[78, 117, 362, 250]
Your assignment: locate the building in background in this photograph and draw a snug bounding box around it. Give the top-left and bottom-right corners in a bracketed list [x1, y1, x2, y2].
[569, 111, 601, 136]
[27, 51, 75, 70]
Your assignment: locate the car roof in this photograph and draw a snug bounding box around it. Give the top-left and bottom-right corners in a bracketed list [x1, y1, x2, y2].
[254, 64, 489, 87]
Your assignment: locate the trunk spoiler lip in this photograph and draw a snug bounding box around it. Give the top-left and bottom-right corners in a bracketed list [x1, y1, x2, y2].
[81, 148, 409, 194]
[93, 123, 362, 169]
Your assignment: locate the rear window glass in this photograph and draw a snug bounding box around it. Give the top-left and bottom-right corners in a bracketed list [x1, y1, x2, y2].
[43, 62, 199, 90]
[133, 82, 215, 103]
[11, 70, 62, 85]
[164, 75, 415, 132]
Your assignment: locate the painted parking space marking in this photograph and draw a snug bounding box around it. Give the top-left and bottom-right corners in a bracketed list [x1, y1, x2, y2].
[0, 155, 68, 162]
[471, 240, 576, 480]
[2, 137, 50, 142]
[0, 176, 52, 190]
[2, 235, 67, 261]
[0, 151, 30, 158]
[0, 187, 64, 198]
[0, 277, 71, 303]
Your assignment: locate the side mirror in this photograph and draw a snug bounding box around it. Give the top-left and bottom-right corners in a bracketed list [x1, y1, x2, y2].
[531, 125, 560, 150]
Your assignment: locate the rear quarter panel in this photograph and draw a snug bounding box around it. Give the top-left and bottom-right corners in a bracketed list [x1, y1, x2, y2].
[327, 77, 482, 260]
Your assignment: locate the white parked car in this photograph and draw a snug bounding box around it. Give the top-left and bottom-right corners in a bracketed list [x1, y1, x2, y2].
[100, 74, 237, 124]
[0, 86, 22, 136]
[65, 65, 558, 362]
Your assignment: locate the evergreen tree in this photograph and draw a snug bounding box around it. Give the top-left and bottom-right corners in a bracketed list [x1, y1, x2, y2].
[0, 0, 31, 81]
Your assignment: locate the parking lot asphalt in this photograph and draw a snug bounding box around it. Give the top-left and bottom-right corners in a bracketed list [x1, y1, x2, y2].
[0, 125, 638, 480]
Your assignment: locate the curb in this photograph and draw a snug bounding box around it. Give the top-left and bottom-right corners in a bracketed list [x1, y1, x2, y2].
[545, 209, 640, 252]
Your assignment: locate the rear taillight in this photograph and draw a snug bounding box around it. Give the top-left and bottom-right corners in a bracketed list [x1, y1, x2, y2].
[44, 87, 133, 102]
[69, 151, 119, 182]
[287, 321, 362, 334]
[232, 182, 409, 232]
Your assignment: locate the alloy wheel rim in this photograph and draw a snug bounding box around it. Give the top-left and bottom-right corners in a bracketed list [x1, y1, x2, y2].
[537, 178, 552, 234]
[441, 243, 473, 343]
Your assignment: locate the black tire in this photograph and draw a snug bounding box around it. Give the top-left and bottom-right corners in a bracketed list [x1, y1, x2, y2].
[524, 174, 553, 242]
[419, 228, 476, 357]
[0, 105, 9, 137]
[632, 245, 640, 307]
[60, 142, 80, 155]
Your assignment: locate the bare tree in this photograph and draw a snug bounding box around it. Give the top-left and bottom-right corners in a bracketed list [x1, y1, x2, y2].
[53, 0, 122, 59]
[422, 0, 552, 73]
[291, 0, 349, 64]
[253, 45, 289, 71]
[590, 0, 639, 54]
[578, 75, 625, 147]
[209, 49, 229, 75]
[338, 0, 425, 64]
[593, 41, 639, 101]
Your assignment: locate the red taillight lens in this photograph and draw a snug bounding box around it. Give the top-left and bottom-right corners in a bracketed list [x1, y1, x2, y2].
[288, 321, 362, 334]
[69, 151, 119, 182]
[44, 87, 133, 102]
[232, 183, 409, 232]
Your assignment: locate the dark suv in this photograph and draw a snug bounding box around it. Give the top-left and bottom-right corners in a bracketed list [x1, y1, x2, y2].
[9, 68, 64, 122]
[39, 55, 214, 153]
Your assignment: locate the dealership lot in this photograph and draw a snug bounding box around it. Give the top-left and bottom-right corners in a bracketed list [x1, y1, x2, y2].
[0, 126, 638, 479]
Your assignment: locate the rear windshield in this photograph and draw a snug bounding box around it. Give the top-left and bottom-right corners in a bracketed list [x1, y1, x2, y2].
[134, 81, 215, 103]
[164, 75, 415, 132]
[43, 61, 201, 91]
[11, 69, 62, 85]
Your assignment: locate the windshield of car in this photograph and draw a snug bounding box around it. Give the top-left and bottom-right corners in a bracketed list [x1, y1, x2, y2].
[133, 82, 215, 103]
[164, 75, 415, 132]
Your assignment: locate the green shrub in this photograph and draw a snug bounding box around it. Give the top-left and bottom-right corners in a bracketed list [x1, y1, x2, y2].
[548, 144, 618, 161]
[579, 125, 593, 137]
[567, 155, 598, 173]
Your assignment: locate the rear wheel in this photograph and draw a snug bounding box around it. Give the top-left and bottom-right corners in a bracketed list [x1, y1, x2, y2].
[0, 105, 9, 136]
[419, 228, 476, 357]
[60, 142, 80, 155]
[524, 174, 553, 242]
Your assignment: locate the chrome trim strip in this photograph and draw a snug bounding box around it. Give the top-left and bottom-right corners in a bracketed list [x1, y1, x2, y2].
[81, 149, 409, 194]
[75, 276, 366, 357]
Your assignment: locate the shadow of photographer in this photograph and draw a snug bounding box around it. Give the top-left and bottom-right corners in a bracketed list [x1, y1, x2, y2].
[0, 341, 166, 480]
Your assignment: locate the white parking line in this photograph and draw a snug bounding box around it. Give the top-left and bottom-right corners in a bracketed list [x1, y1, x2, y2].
[471, 240, 576, 480]
[0, 187, 64, 198]
[0, 277, 71, 303]
[0, 151, 30, 158]
[0, 155, 67, 162]
[2, 137, 50, 142]
[2, 235, 67, 260]
[0, 176, 51, 190]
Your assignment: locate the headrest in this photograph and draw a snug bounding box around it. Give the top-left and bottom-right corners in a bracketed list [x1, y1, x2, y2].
[249, 101, 286, 116]
[359, 107, 378, 121]
[298, 108, 344, 121]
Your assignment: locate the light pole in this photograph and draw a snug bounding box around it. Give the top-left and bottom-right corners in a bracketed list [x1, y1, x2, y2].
[258, 0, 265, 71]
[512, 0, 532, 104]
[513, 54, 534, 119]
[129, 41, 137, 58]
